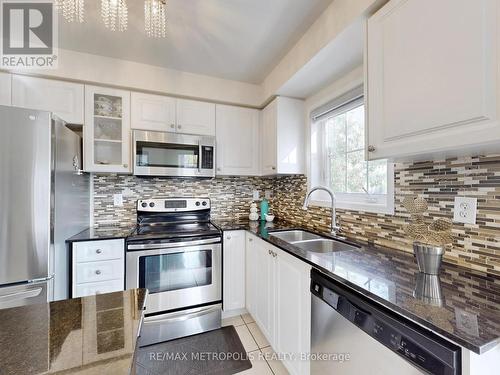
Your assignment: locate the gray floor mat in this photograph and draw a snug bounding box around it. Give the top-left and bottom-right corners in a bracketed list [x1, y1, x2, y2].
[135, 326, 252, 375]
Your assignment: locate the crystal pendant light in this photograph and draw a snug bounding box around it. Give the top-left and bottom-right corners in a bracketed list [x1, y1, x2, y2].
[55, 0, 85, 23]
[145, 0, 167, 38]
[101, 0, 128, 32]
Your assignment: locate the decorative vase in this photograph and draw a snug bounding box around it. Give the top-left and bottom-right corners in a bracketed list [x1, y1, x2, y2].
[413, 242, 444, 275]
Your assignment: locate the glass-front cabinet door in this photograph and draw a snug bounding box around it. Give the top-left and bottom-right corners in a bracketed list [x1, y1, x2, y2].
[84, 85, 131, 173]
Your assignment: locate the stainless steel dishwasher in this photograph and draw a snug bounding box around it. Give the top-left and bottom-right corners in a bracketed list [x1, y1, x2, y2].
[310, 269, 461, 375]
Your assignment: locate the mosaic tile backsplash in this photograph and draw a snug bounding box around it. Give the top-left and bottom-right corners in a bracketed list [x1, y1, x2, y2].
[93, 154, 500, 275]
[92, 175, 275, 227]
[273, 155, 500, 276]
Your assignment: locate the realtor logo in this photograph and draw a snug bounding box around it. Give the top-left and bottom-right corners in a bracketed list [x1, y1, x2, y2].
[1, 0, 58, 68]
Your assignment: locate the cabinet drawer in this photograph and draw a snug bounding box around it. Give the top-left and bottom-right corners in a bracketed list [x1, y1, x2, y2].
[74, 240, 124, 263]
[74, 279, 124, 298]
[75, 259, 124, 284]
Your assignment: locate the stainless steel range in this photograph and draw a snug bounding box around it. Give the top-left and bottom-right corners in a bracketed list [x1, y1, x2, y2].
[126, 198, 222, 347]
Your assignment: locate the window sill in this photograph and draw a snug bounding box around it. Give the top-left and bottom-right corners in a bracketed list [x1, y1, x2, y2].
[309, 198, 394, 215]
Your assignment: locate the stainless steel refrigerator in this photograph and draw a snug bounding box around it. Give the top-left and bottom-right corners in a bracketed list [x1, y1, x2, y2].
[0, 105, 90, 308]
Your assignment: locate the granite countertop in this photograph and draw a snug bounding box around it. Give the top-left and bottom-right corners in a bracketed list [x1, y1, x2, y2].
[67, 226, 136, 243]
[212, 218, 500, 354]
[0, 289, 147, 375]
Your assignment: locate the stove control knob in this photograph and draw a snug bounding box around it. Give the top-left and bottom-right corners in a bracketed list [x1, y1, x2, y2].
[149, 202, 155, 208]
[195, 201, 201, 206]
[141, 202, 147, 208]
[202, 201, 207, 206]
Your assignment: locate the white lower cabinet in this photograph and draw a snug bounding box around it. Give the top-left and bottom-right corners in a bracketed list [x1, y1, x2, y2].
[74, 279, 124, 297]
[246, 233, 311, 375]
[275, 244, 311, 375]
[223, 230, 246, 312]
[72, 239, 125, 298]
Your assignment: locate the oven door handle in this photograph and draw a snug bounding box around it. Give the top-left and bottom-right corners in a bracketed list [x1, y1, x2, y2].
[144, 305, 220, 324]
[198, 140, 202, 173]
[127, 237, 221, 251]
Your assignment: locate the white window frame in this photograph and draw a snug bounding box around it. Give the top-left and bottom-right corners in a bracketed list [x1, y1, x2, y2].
[308, 86, 395, 215]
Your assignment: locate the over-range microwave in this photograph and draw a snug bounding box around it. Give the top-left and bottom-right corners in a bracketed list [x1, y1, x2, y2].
[133, 130, 215, 177]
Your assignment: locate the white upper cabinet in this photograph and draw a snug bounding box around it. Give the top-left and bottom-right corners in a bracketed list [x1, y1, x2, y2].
[216, 104, 260, 176]
[261, 96, 305, 175]
[11, 75, 84, 123]
[0, 72, 11, 106]
[261, 99, 278, 175]
[176, 98, 215, 136]
[131, 92, 176, 132]
[84, 85, 131, 173]
[367, 0, 499, 160]
[131, 93, 215, 136]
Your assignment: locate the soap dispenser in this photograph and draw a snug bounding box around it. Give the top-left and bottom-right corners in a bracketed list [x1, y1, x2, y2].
[260, 198, 269, 221]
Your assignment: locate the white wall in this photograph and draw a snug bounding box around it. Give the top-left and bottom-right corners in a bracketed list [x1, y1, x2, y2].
[9, 49, 264, 107]
[4, 2, 381, 107]
[262, 0, 383, 99]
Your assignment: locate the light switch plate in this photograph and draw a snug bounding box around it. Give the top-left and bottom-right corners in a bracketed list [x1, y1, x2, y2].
[453, 197, 477, 224]
[113, 194, 123, 207]
[252, 190, 260, 200]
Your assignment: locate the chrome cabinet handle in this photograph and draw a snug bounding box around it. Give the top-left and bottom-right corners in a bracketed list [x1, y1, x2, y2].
[217, 168, 221, 171]
[367, 145, 376, 152]
[273, 251, 277, 258]
[95, 249, 102, 254]
[95, 270, 101, 275]
[271, 166, 276, 170]
[248, 238, 253, 242]
[123, 164, 128, 168]
[226, 236, 231, 240]
[170, 124, 175, 129]
[178, 125, 182, 129]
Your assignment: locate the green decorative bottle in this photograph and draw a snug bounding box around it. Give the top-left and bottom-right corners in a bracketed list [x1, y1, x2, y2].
[260, 198, 269, 221]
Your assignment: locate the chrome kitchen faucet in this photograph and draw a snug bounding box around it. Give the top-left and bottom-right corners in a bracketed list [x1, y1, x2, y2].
[302, 186, 341, 235]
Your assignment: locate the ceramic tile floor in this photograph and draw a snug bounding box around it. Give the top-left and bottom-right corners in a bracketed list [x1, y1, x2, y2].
[222, 314, 289, 375]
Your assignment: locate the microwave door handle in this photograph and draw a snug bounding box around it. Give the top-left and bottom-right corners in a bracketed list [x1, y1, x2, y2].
[198, 140, 202, 173]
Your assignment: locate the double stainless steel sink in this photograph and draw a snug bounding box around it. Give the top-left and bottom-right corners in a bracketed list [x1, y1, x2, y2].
[269, 230, 358, 253]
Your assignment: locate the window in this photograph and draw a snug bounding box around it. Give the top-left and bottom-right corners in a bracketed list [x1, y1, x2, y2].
[310, 86, 394, 214]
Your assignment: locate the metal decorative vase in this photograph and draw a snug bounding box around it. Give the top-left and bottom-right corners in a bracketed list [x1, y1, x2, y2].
[413, 273, 444, 307]
[413, 242, 444, 275]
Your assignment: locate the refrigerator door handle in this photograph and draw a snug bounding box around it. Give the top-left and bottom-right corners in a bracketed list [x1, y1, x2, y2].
[0, 288, 43, 303]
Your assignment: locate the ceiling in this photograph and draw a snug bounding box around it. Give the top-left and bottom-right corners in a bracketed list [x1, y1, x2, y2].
[58, 0, 334, 84]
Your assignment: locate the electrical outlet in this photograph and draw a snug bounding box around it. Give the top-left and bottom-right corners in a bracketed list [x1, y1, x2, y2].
[265, 190, 272, 199]
[113, 194, 123, 207]
[453, 197, 477, 224]
[252, 190, 260, 200]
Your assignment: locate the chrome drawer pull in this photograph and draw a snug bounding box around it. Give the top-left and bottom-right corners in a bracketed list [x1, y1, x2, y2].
[95, 270, 102, 275]
[95, 249, 102, 254]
